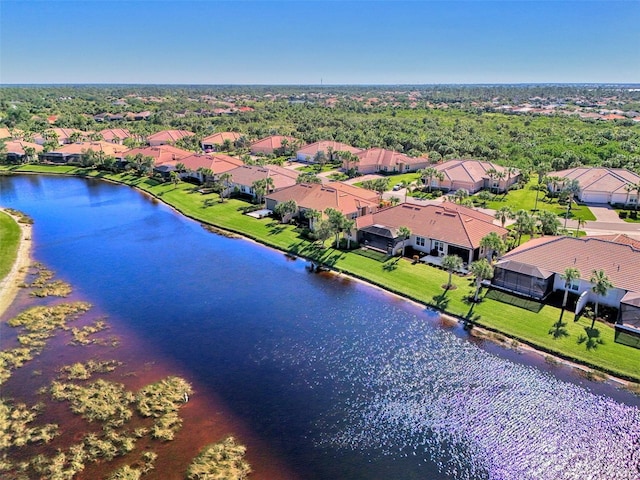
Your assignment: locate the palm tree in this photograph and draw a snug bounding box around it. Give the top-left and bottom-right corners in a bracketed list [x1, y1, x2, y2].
[494, 170, 506, 193]
[495, 206, 514, 228]
[560, 267, 581, 310]
[589, 269, 612, 329]
[480, 232, 506, 262]
[343, 218, 356, 249]
[574, 218, 586, 236]
[536, 209, 561, 236]
[441, 254, 463, 290]
[453, 188, 469, 204]
[418, 167, 444, 193]
[218, 172, 232, 202]
[470, 258, 494, 302]
[304, 209, 322, 230]
[398, 226, 411, 257]
[513, 209, 536, 245]
[274, 199, 297, 223]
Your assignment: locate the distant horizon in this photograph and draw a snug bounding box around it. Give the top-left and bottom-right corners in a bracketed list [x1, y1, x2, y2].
[1, 1, 638, 85]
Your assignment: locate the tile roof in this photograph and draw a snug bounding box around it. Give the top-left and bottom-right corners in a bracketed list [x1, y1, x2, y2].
[226, 164, 298, 190]
[296, 141, 362, 158]
[355, 148, 428, 169]
[498, 236, 640, 293]
[201, 132, 242, 145]
[99, 128, 132, 142]
[121, 145, 192, 164]
[162, 153, 244, 174]
[435, 159, 518, 184]
[147, 130, 194, 143]
[549, 167, 640, 195]
[249, 135, 297, 153]
[4, 140, 43, 155]
[267, 182, 378, 216]
[53, 141, 129, 156]
[355, 203, 507, 249]
[585, 233, 640, 249]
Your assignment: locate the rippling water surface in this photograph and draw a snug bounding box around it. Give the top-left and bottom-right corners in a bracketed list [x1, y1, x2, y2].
[1, 175, 639, 480]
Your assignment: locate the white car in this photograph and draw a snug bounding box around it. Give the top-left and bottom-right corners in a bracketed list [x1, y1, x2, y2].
[392, 184, 402, 191]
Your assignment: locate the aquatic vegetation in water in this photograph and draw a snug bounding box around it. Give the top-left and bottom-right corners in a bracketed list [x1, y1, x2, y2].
[50, 379, 134, 427]
[186, 436, 251, 480]
[0, 398, 59, 450]
[20, 263, 72, 298]
[1, 302, 92, 384]
[135, 376, 192, 418]
[69, 319, 109, 346]
[58, 359, 122, 381]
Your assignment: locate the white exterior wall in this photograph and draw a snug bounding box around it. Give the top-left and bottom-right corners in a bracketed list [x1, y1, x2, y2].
[296, 152, 314, 162]
[581, 191, 610, 204]
[551, 276, 626, 308]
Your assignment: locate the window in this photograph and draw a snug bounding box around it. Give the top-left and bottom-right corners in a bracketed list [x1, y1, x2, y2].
[416, 236, 426, 247]
[569, 279, 580, 291]
[433, 241, 444, 252]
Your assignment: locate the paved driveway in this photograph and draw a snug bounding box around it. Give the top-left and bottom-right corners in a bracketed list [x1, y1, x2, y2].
[586, 204, 625, 223]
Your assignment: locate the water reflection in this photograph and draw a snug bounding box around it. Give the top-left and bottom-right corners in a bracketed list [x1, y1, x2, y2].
[1, 175, 639, 480]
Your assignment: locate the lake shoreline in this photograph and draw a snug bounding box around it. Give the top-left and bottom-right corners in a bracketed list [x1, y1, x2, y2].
[2, 169, 639, 390]
[0, 208, 32, 319]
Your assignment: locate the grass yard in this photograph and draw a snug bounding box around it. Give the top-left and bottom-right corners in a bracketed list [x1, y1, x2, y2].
[3, 164, 640, 382]
[483, 180, 596, 222]
[0, 210, 21, 281]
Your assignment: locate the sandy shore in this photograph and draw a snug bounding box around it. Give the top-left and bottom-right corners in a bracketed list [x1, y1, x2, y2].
[0, 209, 32, 318]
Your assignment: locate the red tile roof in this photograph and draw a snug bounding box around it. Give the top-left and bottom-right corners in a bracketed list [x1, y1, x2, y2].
[4, 140, 43, 155]
[435, 159, 518, 184]
[121, 145, 192, 165]
[267, 182, 378, 217]
[586, 233, 640, 249]
[162, 153, 244, 174]
[498, 236, 640, 293]
[355, 203, 507, 249]
[549, 167, 640, 195]
[226, 164, 298, 190]
[99, 128, 132, 142]
[53, 141, 128, 156]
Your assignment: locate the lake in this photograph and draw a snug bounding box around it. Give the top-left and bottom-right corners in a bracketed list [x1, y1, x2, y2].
[1, 174, 639, 480]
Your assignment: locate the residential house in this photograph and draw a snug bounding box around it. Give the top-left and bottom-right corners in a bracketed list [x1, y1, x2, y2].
[3, 140, 43, 163]
[99, 128, 132, 144]
[491, 237, 640, 332]
[266, 182, 379, 226]
[249, 135, 297, 156]
[431, 159, 520, 193]
[547, 167, 640, 205]
[355, 203, 507, 262]
[34, 128, 88, 146]
[157, 153, 244, 183]
[119, 145, 192, 166]
[224, 165, 298, 199]
[295, 141, 362, 163]
[351, 148, 429, 174]
[201, 132, 242, 152]
[147, 130, 194, 147]
[40, 141, 128, 164]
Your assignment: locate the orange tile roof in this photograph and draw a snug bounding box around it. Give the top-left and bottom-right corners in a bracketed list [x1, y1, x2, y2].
[121, 145, 192, 164]
[201, 132, 242, 145]
[249, 135, 297, 153]
[498, 236, 640, 293]
[99, 128, 132, 142]
[147, 130, 194, 143]
[54, 141, 128, 156]
[355, 203, 507, 249]
[163, 153, 244, 174]
[267, 182, 378, 217]
[296, 141, 362, 158]
[355, 148, 428, 169]
[226, 164, 298, 190]
[4, 140, 43, 155]
[586, 233, 640, 249]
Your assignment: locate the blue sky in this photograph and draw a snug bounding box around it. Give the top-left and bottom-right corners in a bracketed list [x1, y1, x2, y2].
[1, 1, 638, 84]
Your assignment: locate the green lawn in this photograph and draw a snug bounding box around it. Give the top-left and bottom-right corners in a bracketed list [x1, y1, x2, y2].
[0, 210, 21, 282]
[483, 180, 596, 222]
[614, 209, 640, 223]
[3, 165, 640, 382]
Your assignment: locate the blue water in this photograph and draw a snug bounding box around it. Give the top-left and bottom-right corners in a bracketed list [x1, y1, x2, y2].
[1, 175, 639, 480]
